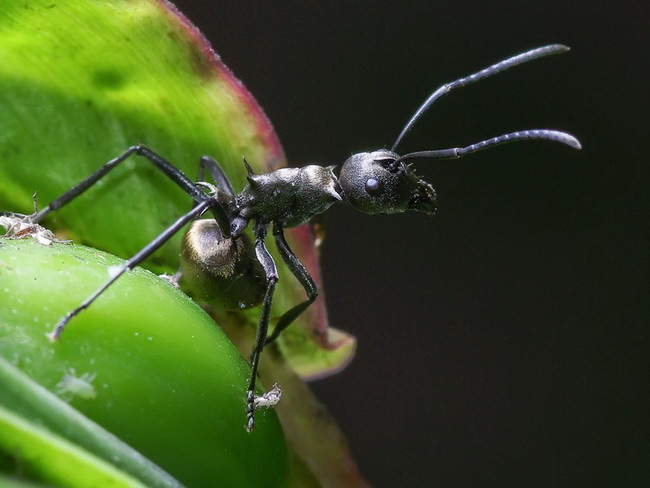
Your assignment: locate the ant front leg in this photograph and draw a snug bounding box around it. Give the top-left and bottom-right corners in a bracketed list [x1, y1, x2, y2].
[246, 220, 278, 432]
[47, 199, 214, 341]
[193, 156, 238, 237]
[265, 224, 318, 345]
[197, 156, 236, 199]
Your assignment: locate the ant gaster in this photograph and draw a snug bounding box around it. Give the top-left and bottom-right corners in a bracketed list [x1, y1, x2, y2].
[13, 44, 580, 431]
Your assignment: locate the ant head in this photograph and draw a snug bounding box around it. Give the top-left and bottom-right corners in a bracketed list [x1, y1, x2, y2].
[339, 150, 437, 215]
[339, 45, 581, 216]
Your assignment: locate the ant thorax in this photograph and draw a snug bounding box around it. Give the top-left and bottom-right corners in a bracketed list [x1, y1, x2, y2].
[234, 165, 341, 229]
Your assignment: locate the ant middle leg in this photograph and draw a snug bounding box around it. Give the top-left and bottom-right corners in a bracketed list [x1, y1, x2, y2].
[244, 222, 319, 430]
[246, 220, 278, 432]
[265, 223, 318, 345]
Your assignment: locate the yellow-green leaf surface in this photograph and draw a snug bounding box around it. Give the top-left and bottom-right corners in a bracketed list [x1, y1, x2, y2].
[0, 238, 287, 487]
[0, 0, 284, 270]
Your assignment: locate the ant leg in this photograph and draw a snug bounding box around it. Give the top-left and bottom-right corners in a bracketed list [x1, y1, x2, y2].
[264, 224, 318, 345]
[246, 221, 278, 432]
[33, 145, 208, 223]
[197, 156, 236, 198]
[47, 199, 214, 341]
[152, 155, 239, 286]
[194, 156, 237, 236]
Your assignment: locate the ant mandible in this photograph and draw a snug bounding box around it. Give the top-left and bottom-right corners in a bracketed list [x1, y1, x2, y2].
[17, 44, 580, 431]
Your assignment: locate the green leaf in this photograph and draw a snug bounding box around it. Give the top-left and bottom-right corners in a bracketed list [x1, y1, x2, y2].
[0, 474, 55, 488]
[0, 238, 287, 487]
[0, 355, 185, 488]
[0, 405, 150, 488]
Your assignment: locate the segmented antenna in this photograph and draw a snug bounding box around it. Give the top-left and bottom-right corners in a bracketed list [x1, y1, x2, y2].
[395, 129, 581, 164]
[391, 44, 570, 152]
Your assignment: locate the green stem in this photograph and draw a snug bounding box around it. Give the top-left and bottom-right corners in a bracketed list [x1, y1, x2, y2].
[0, 356, 185, 488]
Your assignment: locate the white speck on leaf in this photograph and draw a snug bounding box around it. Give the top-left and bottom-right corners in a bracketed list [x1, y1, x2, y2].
[107, 265, 124, 278]
[55, 368, 97, 400]
[0, 214, 70, 246]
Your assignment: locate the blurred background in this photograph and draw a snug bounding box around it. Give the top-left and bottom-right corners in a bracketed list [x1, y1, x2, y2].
[172, 1, 646, 486]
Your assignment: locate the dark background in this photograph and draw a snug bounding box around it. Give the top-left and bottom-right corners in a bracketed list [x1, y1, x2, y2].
[172, 1, 647, 486]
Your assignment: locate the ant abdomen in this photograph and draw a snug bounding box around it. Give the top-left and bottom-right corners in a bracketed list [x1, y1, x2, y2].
[180, 219, 266, 311]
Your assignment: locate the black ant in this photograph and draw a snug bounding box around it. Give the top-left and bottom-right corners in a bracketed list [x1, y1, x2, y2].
[8, 44, 580, 431]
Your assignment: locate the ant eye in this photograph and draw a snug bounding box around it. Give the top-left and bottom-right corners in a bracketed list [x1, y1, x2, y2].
[364, 178, 383, 195]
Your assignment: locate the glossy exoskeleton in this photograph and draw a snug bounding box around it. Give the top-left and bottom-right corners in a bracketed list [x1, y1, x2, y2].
[10, 44, 580, 431]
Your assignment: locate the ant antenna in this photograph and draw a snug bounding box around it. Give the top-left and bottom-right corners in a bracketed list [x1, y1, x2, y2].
[394, 129, 581, 165]
[391, 44, 571, 152]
